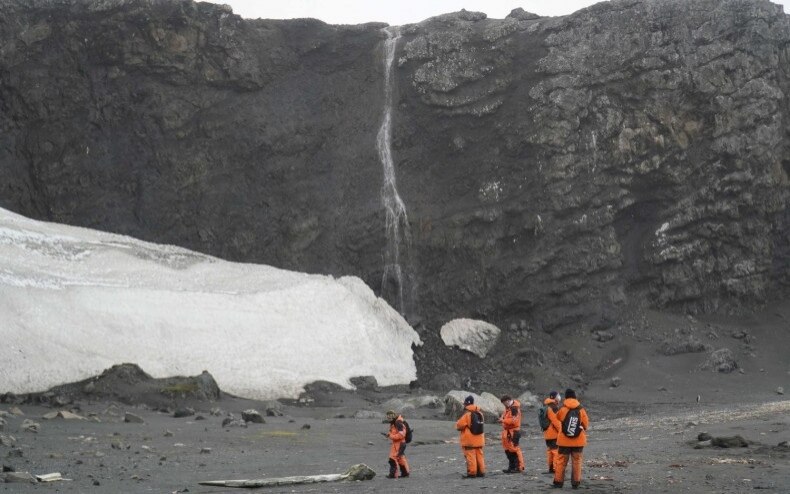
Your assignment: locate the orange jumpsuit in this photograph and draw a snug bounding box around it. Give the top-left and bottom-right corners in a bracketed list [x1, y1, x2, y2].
[550, 398, 589, 488]
[500, 399, 524, 472]
[455, 404, 486, 477]
[542, 397, 560, 472]
[387, 415, 409, 478]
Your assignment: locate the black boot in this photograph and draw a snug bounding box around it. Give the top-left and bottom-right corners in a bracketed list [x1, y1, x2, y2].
[386, 459, 397, 479]
[399, 464, 409, 478]
[502, 452, 518, 473]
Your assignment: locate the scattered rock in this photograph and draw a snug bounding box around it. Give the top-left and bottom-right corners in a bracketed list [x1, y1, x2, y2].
[124, 412, 144, 424]
[6, 449, 23, 458]
[610, 377, 622, 388]
[221, 418, 246, 428]
[173, 408, 195, 418]
[439, 319, 501, 358]
[694, 440, 712, 448]
[698, 432, 713, 442]
[263, 401, 284, 417]
[593, 330, 615, 342]
[8, 408, 23, 417]
[712, 435, 748, 448]
[21, 420, 39, 433]
[163, 430, 174, 437]
[209, 408, 224, 416]
[200, 447, 212, 454]
[700, 348, 738, 373]
[0, 418, 4, 432]
[301, 424, 311, 430]
[776, 387, 784, 395]
[42, 410, 85, 420]
[351, 410, 384, 420]
[659, 335, 710, 355]
[241, 410, 265, 424]
[111, 439, 129, 450]
[0, 435, 15, 447]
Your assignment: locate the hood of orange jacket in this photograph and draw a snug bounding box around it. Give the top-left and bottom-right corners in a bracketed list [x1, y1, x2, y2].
[563, 398, 581, 409]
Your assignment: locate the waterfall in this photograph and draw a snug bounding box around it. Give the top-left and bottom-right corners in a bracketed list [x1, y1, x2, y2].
[377, 27, 411, 314]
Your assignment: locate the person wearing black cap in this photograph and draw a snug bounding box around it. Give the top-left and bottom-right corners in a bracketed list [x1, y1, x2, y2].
[550, 388, 589, 489]
[455, 395, 486, 478]
[540, 390, 561, 474]
[498, 394, 525, 473]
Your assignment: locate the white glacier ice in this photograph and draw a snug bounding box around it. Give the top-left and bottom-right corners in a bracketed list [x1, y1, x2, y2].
[0, 207, 422, 399]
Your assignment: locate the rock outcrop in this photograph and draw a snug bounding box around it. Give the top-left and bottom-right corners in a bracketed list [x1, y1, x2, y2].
[0, 0, 789, 379]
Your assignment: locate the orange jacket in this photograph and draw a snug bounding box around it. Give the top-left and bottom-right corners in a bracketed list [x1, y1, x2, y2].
[456, 404, 485, 448]
[500, 399, 522, 432]
[542, 397, 560, 440]
[551, 398, 589, 447]
[388, 415, 407, 443]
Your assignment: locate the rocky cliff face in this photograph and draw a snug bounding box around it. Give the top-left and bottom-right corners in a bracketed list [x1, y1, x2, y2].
[1, 0, 789, 345]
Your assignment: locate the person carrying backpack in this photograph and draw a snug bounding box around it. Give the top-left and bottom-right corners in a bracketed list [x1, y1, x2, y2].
[540, 390, 561, 474]
[550, 388, 589, 489]
[384, 410, 410, 479]
[455, 395, 486, 478]
[498, 394, 525, 473]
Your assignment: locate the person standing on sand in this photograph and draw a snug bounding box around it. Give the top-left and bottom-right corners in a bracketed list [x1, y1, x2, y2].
[498, 394, 525, 473]
[383, 410, 410, 479]
[551, 388, 589, 489]
[455, 395, 486, 478]
[540, 390, 561, 474]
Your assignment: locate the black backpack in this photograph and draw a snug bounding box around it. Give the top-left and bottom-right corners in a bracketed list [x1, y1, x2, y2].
[561, 407, 583, 438]
[538, 406, 551, 431]
[402, 420, 413, 443]
[469, 410, 484, 435]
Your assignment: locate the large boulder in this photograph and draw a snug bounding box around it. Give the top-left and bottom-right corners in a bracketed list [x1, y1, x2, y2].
[700, 348, 738, 373]
[381, 395, 444, 414]
[444, 390, 504, 423]
[439, 319, 501, 358]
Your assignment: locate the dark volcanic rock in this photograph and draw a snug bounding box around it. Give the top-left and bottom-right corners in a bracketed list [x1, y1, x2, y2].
[712, 435, 749, 448]
[19, 364, 222, 408]
[701, 348, 739, 373]
[0, 0, 789, 379]
[659, 335, 710, 356]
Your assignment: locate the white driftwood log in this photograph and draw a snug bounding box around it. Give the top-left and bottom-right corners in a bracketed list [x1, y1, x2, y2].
[199, 464, 375, 488]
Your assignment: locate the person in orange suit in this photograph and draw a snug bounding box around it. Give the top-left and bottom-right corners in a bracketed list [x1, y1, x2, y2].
[551, 388, 589, 489]
[498, 394, 524, 473]
[384, 410, 410, 478]
[542, 390, 561, 474]
[455, 395, 486, 478]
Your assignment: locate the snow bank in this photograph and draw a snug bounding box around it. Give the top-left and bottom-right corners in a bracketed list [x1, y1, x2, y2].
[0, 208, 422, 399]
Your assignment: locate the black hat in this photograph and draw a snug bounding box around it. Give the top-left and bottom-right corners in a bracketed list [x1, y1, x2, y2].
[549, 390, 559, 399]
[464, 395, 474, 406]
[564, 388, 576, 399]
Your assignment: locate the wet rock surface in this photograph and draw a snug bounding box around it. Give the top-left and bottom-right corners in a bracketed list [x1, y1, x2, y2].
[0, 0, 789, 387]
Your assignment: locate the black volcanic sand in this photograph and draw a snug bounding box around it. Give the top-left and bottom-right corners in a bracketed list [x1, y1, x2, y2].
[2, 305, 789, 493]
